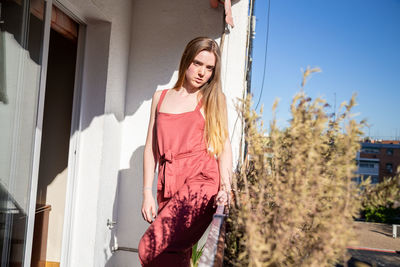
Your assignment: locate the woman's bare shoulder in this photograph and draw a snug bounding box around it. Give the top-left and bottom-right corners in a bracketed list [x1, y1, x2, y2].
[152, 89, 164, 102]
[152, 89, 171, 107]
[153, 89, 162, 98]
[153, 88, 172, 97]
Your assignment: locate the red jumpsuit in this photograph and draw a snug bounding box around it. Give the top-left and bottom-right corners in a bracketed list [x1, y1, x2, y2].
[138, 89, 220, 266]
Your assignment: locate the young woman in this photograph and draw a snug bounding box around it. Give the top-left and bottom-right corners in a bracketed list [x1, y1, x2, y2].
[138, 37, 232, 267]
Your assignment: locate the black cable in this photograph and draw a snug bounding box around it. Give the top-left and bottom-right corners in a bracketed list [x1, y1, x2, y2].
[255, 0, 271, 110]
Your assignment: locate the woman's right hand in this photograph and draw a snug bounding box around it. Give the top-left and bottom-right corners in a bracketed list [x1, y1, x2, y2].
[141, 191, 156, 223]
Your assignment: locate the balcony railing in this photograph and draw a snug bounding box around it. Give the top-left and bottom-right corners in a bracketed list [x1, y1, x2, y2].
[198, 205, 228, 267]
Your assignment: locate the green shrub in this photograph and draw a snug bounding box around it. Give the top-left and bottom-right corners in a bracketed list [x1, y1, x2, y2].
[364, 206, 400, 224]
[361, 173, 400, 223]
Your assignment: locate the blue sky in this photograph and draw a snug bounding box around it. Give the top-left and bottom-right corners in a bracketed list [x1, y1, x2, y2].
[250, 0, 400, 139]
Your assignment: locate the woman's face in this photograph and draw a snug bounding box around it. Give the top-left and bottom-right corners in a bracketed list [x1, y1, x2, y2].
[185, 50, 216, 89]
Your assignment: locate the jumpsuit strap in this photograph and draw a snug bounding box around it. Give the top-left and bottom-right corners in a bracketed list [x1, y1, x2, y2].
[195, 97, 203, 111]
[157, 89, 168, 113]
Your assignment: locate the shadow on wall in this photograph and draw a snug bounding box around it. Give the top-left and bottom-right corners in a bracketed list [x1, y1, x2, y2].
[105, 146, 146, 266]
[69, 0, 246, 137]
[1, 0, 242, 133]
[103, 164, 121, 267]
[123, 0, 225, 117]
[73, 0, 235, 137]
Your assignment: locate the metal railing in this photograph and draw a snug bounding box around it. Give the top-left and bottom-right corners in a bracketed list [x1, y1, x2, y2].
[111, 245, 138, 253]
[198, 205, 228, 267]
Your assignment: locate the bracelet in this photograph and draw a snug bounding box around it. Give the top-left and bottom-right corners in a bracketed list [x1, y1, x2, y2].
[220, 183, 232, 191]
[143, 186, 152, 191]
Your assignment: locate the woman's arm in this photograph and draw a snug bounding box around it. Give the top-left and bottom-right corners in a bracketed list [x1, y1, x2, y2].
[141, 90, 161, 223]
[216, 137, 233, 206]
[216, 95, 233, 206]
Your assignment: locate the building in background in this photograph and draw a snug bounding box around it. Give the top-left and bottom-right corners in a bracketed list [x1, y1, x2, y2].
[356, 141, 400, 184]
[0, 0, 253, 266]
[355, 152, 380, 184]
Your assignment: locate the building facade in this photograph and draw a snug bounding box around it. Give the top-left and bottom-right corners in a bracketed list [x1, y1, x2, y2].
[355, 153, 379, 184]
[0, 0, 252, 266]
[357, 141, 400, 183]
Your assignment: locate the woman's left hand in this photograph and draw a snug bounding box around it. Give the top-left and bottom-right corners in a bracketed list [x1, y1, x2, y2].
[215, 189, 231, 207]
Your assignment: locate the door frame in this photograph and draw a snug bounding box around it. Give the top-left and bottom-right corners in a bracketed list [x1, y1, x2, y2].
[23, 0, 52, 265]
[52, 1, 87, 266]
[23, 0, 87, 266]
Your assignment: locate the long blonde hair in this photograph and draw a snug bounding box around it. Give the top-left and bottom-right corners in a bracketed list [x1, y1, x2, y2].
[173, 37, 228, 157]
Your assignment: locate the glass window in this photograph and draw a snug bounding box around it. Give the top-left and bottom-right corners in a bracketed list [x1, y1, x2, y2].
[386, 163, 393, 173]
[361, 147, 380, 154]
[0, 0, 45, 265]
[371, 176, 379, 184]
[359, 163, 375, 168]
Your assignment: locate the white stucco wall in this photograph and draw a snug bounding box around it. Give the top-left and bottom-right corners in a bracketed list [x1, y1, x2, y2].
[221, 0, 250, 165]
[55, 0, 132, 267]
